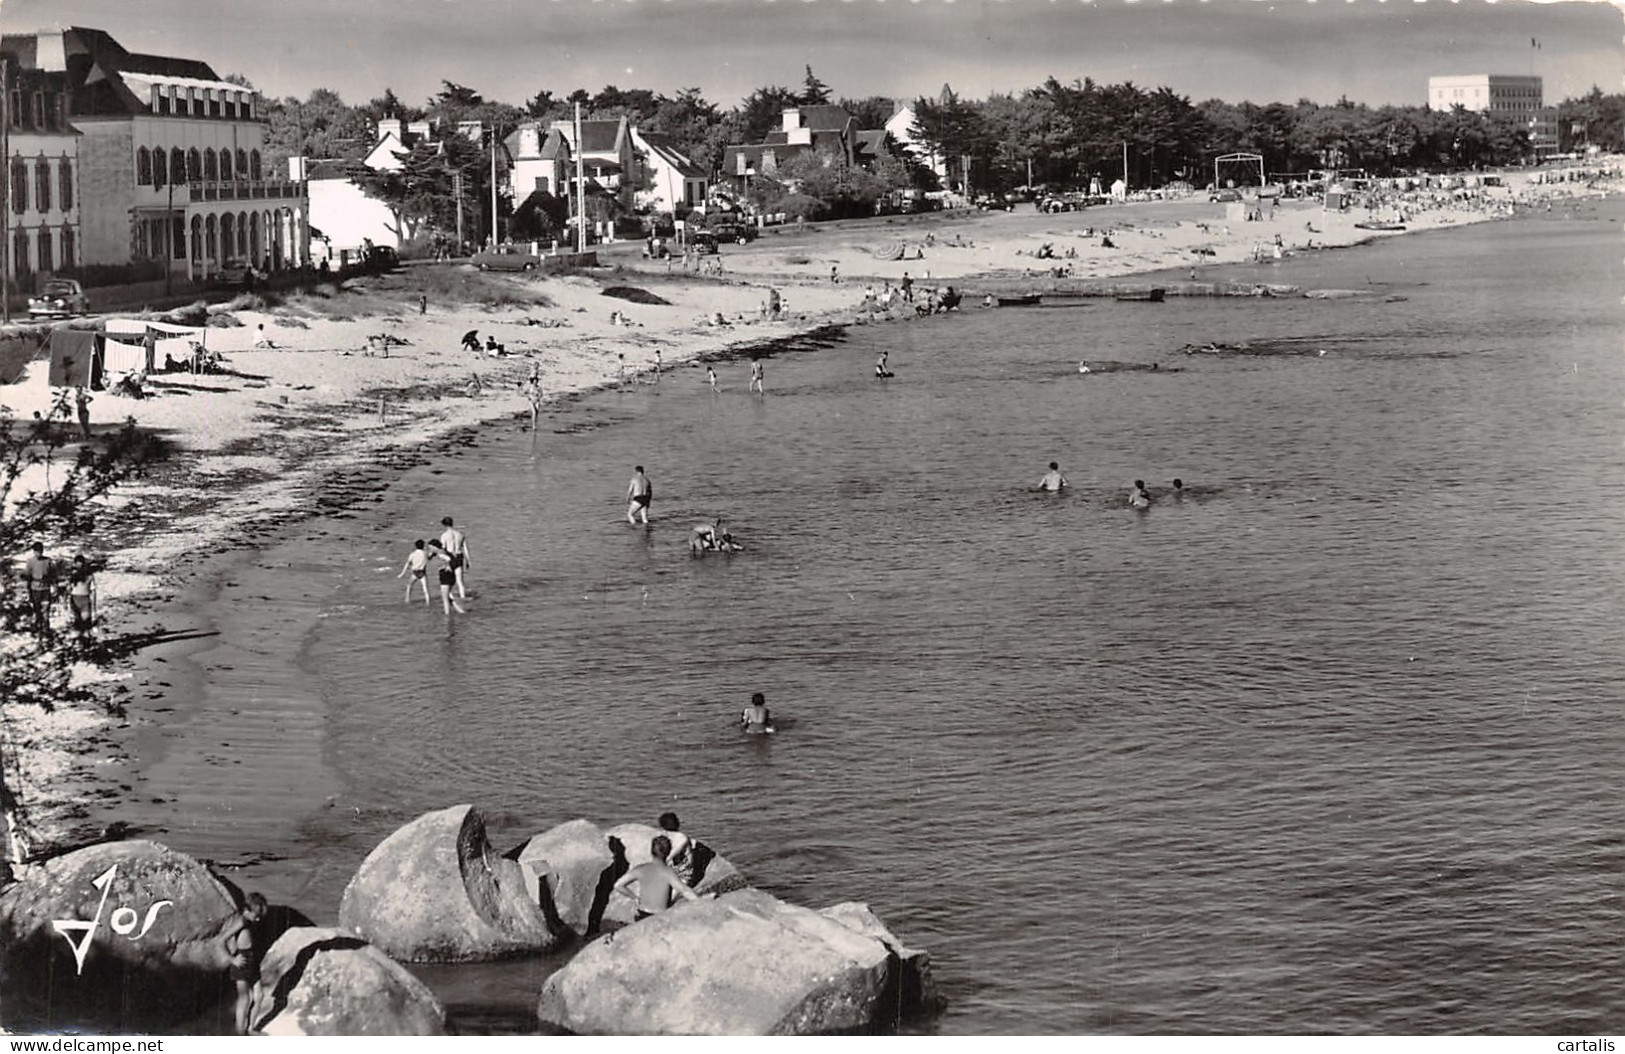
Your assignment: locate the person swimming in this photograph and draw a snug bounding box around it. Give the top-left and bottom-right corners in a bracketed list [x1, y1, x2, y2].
[690, 517, 741, 554]
[741, 692, 774, 734]
[1036, 461, 1068, 492]
[1129, 479, 1151, 510]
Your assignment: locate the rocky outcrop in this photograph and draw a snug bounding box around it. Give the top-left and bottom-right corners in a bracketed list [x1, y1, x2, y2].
[338, 804, 557, 962]
[511, 818, 747, 937]
[534, 888, 939, 1035]
[0, 839, 252, 1033]
[249, 927, 447, 1035]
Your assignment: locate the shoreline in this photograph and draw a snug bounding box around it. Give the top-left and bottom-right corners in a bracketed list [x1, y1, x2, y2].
[3, 170, 1617, 866]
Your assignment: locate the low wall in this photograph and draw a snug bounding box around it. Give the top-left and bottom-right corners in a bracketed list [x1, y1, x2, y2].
[543, 251, 597, 272]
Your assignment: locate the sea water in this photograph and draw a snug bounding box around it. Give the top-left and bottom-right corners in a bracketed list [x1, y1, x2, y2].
[114, 200, 1625, 1034]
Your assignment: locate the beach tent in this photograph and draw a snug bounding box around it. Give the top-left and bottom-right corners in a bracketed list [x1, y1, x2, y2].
[47, 329, 98, 389]
[104, 319, 205, 377]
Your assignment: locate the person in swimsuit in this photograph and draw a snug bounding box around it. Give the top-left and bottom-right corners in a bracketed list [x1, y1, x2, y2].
[748, 357, 764, 395]
[428, 543, 466, 614]
[437, 517, 471, 598]
[1129, 479, 1151, 510]
[707, 365, 719, 392]
[875, 350, 893, 378]
[397, 539, 432, 605]
[627, 466, 653, 524]
[741, 692, 773, 733]
[612, 835, 708, 920]
[22, 542, 54, 637]
[658, 812, 695, 885]
[1037, 461, 1068, 492]
[67, 555, 96, 635]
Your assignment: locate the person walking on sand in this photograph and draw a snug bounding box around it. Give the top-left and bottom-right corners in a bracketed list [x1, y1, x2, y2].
[748, 357, 764, 395]
[1037, 461, 1068, 492]
[627, 466, 653, 524]
[74, 387, 92, 440]
[22, 542, 56, 637]
[612, 835, 710, 920]
[438, 517, 471, 598]
[67, 554, 96, 636]
[398, 539, 433, 605]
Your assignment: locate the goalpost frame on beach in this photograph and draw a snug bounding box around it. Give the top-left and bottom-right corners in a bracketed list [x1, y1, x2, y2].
[1214, 153, 1266, 190]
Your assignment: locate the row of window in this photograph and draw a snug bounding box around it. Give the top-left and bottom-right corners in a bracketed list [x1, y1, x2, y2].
[136, 145, 263, 187]
[6, 89, 67, 133]
[135, 210, 283, 265]
[10, 225, 77, 275]
[150, 86, 257, 121]
[9, 156, 74, 215]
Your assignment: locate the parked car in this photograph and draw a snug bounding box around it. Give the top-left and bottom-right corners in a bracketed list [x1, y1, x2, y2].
[208, 264, 261, 291]
[27, 277, 89, 318]
[365, 244, 400, 271]
[1208, 188, 1243, 203]
[472, 245, 542, 271]
[706, 220, 756, 245]
[975, 195, 1013, 211]
[687, 231, 720, 255]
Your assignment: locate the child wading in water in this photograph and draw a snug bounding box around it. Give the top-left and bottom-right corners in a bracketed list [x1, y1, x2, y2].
[397, 539, 432, 605]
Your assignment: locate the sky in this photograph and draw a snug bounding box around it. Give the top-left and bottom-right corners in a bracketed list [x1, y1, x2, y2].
[3, 0, 1621, 111]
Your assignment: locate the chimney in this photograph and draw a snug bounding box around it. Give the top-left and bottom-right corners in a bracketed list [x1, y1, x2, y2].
[781, 108, 801, 133]
[376, 117, 403, 142]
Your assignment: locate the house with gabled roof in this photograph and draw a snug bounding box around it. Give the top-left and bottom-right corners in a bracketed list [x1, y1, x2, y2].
[0, 25, 308, 282]
[628, 129, 707, 214]
[720, 104, 892, 188]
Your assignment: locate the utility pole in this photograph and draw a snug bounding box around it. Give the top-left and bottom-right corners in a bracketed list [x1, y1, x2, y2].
[573, 102, 586, 253]
[1, 57, 11, 324]
[453, 170, 464, 251]
[489, 123, 498, 247]
[1122, 139, 1129, 193]
[164, 179, 174, 296]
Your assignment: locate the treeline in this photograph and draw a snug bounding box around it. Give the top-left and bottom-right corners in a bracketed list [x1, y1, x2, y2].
[913, 78, 1622, 191]
[256, 66, 1621, 213]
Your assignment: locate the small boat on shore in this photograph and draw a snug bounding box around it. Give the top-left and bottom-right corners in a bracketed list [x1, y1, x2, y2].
[1354, 221, 1406, 231]
[997, 294, 1042, 307]
[1115, 287, 1166, 303]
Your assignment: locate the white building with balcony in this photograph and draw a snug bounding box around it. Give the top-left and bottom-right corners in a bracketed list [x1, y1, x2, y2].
[1, 26, 308, 283]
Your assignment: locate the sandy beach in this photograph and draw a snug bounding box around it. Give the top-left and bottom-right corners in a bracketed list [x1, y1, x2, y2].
[1, 167, 1617, 861]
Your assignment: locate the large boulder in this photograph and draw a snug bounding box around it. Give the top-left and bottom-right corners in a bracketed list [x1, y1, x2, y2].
[510, 819, 747, 936]
[249, 927, 447, 1036]
[535, 888, 938, 1035]
[0, 839, 252, 1033]
[339, 804, 557, 962]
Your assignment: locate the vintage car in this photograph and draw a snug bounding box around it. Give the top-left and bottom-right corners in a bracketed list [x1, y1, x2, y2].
[687, 230, 720, 255]
[704, 220, 756, 245]
[471, 245, 542, 271]
[27, 278, 90, 317]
